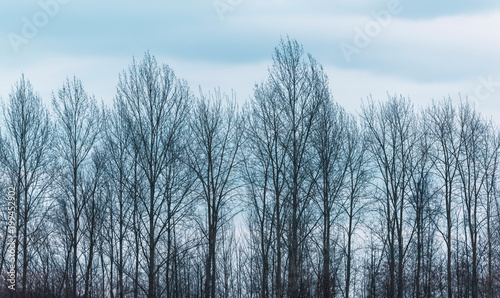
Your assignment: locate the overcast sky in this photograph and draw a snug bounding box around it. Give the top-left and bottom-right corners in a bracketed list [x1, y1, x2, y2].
[0, 0, 499, 121]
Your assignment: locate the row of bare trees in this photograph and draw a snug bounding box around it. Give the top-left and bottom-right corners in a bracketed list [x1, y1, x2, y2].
[0, 39, 499, 298]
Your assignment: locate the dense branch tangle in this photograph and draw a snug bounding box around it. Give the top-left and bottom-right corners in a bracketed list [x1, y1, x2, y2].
[0, 40, 498, 298]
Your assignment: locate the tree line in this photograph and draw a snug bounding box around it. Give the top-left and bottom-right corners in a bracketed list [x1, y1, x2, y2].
[0, 38, 499, 298]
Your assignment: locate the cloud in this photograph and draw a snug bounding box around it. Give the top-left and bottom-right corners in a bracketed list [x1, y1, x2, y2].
[0, 0, 498, 121]
[333, 12, 500, 83]
[396, 0, 500, 19]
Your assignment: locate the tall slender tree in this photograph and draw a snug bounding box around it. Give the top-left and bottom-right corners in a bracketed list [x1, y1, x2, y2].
[0, 75, 53, 295]
[361, 96, 418, 298]
[456, 102, 489, 298]
[311, 98, 348, 298]
[248, 80, 290, 298]
[426, 99, 461, 298]
[102, 99, 133, 298]
[116, 52, 192, 298]
[266, 37, 326, 298]
[342, 115, 370, 298]
[52, 76, 102, 297]
[187, 89, 242, 298]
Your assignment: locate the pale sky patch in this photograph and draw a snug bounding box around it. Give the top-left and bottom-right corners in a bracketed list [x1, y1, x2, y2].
[0, 0, 498, 123]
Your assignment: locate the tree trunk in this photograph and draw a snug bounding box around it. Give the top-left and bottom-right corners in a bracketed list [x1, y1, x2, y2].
[148, 187, 156, 298]
[322, 201, 330, 298]
[73, 166, 78, 297]
[345, 204, 353, 298]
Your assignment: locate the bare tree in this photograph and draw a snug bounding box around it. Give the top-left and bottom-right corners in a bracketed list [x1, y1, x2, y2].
[361, 96, 418, 298]
[482, 122, 499, 298]
[408, 119, 440, 298]
[82, 149, 106, 298]
[342, 115, 370, 298]
[102, 99, 133, 298]
[116, 52, 192, 298]
[311, 98, 348, 298]
[248, 80, 290, 298]
[426, 98, 461, 298]
[266, 37, 326, 298]
[243, 107, 275, 298]
[0, 75, 53, 295]
[187, 89, 242, 298]
[244, 80, 290, 298]
[159, 103, 196, 298]
[52, 76, 102, 297]
[456, 101, 490, 298]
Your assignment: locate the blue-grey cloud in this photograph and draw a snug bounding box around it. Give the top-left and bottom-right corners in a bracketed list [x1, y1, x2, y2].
[397, 0, 500, 19]
[0, 0, 499, 119]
